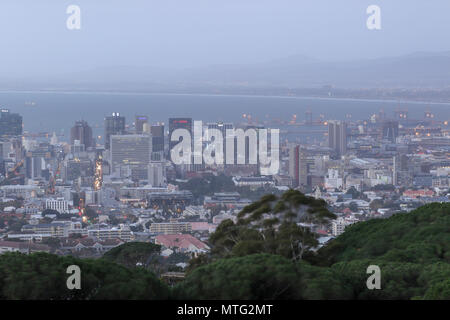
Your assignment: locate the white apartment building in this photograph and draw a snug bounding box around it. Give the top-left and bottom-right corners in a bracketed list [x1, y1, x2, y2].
[87, 226, 133, 241]
[45, 197, 69, 213]
[331, 217, 357, 236]
[325, 169, 343, 190]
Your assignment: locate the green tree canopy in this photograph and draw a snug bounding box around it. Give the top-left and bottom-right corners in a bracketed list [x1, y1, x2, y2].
[103, 242, 161, 269]
[176, 253, 354, 300]
[175, 254, 303, 299]
[316, 203, 450, 266]
[208, 190, 336, 263]
[0, 252, 168, 300]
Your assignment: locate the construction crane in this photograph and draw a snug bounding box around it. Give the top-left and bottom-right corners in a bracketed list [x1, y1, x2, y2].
[47, 174, 56, 194]
[47, 161, 63, 194]
[0, 159, 25, 186]
[6, 159, 24, 179]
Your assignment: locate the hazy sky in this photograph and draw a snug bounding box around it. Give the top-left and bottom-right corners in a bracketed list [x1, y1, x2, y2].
[0, 0, 449, 76]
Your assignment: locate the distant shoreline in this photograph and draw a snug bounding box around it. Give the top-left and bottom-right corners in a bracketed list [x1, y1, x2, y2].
[1, 89, 450, 107]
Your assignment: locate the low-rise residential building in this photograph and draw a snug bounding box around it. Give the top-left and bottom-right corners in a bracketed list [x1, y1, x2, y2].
[232, 176, 275, 188]
[0, 185, 42, 199]
[87, 226, 133, 241]
[204, 192, 252, 209]
[0, 240, 50, 254]
[212, 213, 237, 224]
[155, 234, 210, 254]
[190, 222, 216, 233]
[60, 237, 124, 253]
[21, 223, 66, 237]
[150, 222, 192, 234]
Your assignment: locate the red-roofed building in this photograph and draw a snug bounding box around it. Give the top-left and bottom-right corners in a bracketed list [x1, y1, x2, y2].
[316, 229, 329, 236]
[403, 189, 434, 199]
[60, 237, 124, 253]
[155, 234, 209, 254]
[190, 222, 216, 233]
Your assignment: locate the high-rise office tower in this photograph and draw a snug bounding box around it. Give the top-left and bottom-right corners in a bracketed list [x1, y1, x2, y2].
[3, 137, 24, 162]
[399, 154, 408, 171]
[382, 120, 399, 143]
[135, 115, 148, 134]
[207, 122, 233, 138]
[328, 120, 347, 157]
[104, 112, 126, 149]
[393, 153, 409, 186]
[393, 155, 398, 186]
[148, 161, 166, 187]
[151, 125, 165, 153]
[65, 158, 94, 182]
[71, 140, 85, 153]
[206, 122, 233, 164]
[110, 134, 152, 173]
[168, 118, 192, 161]
[235, 124, 264, 166]
[70, 120, 94, 149]
[25, 154, 44, 179]
[0, 109, 22, 136]
[0, 142, 3, 176]
[289, 145, 308, 187]
[24, 143, 54, 179]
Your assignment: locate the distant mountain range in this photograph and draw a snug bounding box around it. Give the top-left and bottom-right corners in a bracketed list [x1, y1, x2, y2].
[3, 51, 450, 91]
[168, 52, 450, 88]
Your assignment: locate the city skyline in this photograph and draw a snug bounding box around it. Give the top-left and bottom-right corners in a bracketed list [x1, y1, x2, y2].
[0, 1, 449, 305]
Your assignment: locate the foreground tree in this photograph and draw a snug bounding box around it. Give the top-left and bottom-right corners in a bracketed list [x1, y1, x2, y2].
[208, 189, 336, 263]
[176, 254, 302, 299]
[177, 253, 353, 300]
[103, 242, 161, 269]
[0, 252, 168, 300]
[422, 279, 450, 300]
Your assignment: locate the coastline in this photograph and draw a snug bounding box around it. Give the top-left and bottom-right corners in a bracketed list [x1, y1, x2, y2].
[1, 89, 450, 106]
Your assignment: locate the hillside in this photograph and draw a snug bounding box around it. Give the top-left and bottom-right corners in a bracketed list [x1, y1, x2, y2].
[0, 201, 449, 299]
[316, 203, 450, 266]
[179, 201, 450, 300]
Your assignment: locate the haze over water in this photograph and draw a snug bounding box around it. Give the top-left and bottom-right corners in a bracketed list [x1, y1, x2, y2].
[1, 91, 448, 142]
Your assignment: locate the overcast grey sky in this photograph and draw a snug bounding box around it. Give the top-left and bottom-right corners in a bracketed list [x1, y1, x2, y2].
[0, 0, 449, 77]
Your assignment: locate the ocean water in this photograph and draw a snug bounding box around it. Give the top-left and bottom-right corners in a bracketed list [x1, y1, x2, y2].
[0, 91, 449, 143]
